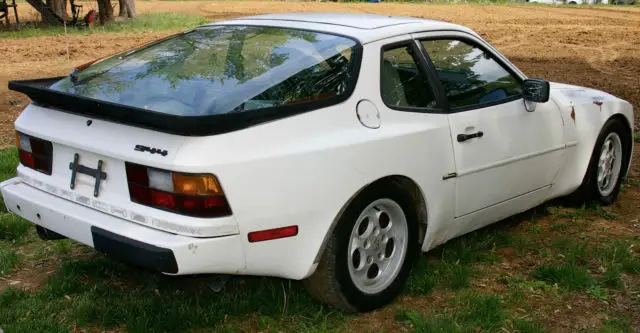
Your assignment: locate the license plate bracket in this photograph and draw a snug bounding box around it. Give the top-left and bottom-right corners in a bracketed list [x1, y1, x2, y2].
[68, 153, 107, 197]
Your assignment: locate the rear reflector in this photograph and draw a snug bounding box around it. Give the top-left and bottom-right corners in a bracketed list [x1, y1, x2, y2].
[125, 162, 231, 218]
[15, 132, 53, 175]
[248, 226, 299, 243]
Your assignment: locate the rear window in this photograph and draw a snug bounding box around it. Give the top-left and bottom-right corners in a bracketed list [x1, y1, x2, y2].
[50, 26, 359, 117]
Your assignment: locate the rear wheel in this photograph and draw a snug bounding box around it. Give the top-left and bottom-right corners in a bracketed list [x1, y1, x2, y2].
[304, 183, 419, 312]
[569, 119, 630, 205]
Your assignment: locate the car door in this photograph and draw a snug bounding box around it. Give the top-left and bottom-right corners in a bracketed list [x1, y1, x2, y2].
[414, 33, 565, 218]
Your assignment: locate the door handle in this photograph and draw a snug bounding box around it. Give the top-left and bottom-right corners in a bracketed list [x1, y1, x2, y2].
[457, 131, 484, 142]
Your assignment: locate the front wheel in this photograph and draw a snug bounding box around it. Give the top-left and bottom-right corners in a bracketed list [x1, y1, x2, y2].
[569, 119, 630, 205]
[304, 183, 419, 312]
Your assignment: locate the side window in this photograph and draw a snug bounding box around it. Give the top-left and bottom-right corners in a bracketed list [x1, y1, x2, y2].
[420, 39, 522, 109]
[381, 45, 436, 109]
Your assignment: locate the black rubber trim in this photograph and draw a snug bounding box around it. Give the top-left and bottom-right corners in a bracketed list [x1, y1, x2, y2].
[379, 40, 446, 114]
[91, 226, 179, 274]
[415, 34, 525, 113]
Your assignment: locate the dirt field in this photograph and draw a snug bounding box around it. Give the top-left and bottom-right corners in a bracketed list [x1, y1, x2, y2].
[1, 2, 639, 147]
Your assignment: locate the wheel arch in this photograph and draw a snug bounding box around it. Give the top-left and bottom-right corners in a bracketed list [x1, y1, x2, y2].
[552, 110, 634, 198]
[311, 175, 428, 265]
[607, 113, 634, 178]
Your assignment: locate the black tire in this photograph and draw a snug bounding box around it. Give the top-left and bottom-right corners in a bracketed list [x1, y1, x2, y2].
[568, 118, 631, 206]
[303, 182, 419, 312]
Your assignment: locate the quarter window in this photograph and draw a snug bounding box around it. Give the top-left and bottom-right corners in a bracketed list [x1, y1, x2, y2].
[381, 45, 436, 109]
[420, 39, 522, 109]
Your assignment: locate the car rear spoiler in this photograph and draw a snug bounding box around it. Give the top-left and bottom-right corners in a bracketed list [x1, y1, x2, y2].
[8, 78, 323, 136]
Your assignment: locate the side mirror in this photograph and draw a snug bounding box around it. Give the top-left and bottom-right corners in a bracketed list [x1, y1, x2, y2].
[522, 78, 550, 103]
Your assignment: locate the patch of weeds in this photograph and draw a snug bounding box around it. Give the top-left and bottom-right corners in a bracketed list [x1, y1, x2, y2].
[53, 239, 74, 255]
[408, 228, 513, 294]
[0, 212, 31, 243]
[528, 224, 543, 234]
[449, 264, 472, 290]
[624, 176, 640, 187]
[504, 275, 558, 303]
[406, 256, 472, 293]
[406, 256, 442, 294]
[597, 240, 640, 275]
[0, 147, 18, 182]
[599, 266, 624, 290]
[0, 255, 346, 332]
[599, 317, 631, 333]
[0, 245, 20, 276]
[396, 310, 463, 333]
[511, 235, 534, 256]
[531, 263, 593, 291]
[557, 203, 617, 221]
[563, 242, 589, 265]
[512, 318, 548, 333]
[586, 285, 609, 301]
[457, 294, 504, 329]
[518, 280, 557, 293]
[397, 294, 507, 332]
[438, 228, 511, 265]
[550, 222, 568, 232]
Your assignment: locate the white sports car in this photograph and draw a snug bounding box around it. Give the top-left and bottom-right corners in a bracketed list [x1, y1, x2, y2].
[1, 13, 634, 312]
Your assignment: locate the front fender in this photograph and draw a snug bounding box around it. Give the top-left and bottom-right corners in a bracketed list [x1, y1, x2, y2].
[550, 83, 634, 198]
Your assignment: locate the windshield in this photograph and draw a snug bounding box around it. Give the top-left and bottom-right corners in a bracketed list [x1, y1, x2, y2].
[50, 26, 359, 116]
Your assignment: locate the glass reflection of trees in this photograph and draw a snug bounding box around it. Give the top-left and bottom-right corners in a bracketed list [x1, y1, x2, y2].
[51, 26, 357, 116]
[421, 39, 522, 109]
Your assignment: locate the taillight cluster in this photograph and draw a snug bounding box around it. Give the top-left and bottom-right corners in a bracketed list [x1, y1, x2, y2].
[15, 132, 53, 175]
[125, 163, 231, 218]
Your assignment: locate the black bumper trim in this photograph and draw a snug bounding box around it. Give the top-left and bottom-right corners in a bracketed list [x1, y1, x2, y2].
[91, 226, 179, 274]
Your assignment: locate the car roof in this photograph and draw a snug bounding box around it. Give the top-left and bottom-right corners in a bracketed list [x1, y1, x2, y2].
[203, 12, 475, 44]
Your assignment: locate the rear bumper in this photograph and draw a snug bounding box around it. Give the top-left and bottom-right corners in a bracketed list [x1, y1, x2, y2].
[0, 178, 246, 275]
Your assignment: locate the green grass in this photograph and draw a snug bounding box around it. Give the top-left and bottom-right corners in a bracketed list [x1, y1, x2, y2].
[0, 147, 18, 184]
[0, 212, 31, 242]
[396, 294, 545, 333]
[530, 237, 639, 298]
[0, 148, 25, 276]
[599, 317, 631, 333]
[557, 203, 618, 221]
[0, 13, 208, 39]
[531, 263, 593, 291]
[406, 228, 512, 294]
[0, 245, 20, 276]
[0, 253, 347, 332]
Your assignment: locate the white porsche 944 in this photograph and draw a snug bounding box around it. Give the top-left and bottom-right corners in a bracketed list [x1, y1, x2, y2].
[1, 13, 634, 312]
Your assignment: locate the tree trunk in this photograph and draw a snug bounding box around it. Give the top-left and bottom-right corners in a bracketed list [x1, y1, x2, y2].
[97, 0, 113, 24]
[24, 0, 61, 24]
[118, 0, 135, 18]
[49, 0, 67, 21]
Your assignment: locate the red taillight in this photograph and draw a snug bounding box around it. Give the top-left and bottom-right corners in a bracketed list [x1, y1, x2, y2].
[15, 132, 53, 175]
[248, 226, 299, 243]
[125, 162, 231, 218]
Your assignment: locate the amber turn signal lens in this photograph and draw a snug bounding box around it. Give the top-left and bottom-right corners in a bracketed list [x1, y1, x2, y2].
[172, 174, 222, 196]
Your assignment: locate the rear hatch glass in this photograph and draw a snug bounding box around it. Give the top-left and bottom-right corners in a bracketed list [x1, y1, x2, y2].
[37, 26, 360, 132]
